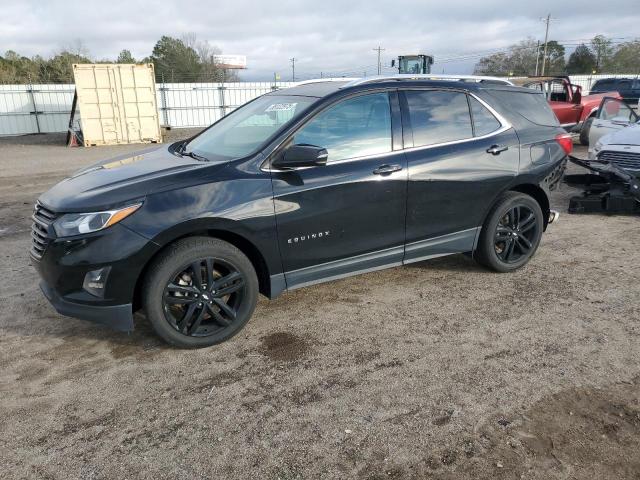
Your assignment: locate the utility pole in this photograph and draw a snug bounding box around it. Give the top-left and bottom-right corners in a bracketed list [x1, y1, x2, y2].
[540, 14, 556, 76]
[373, 46, 385, 75]
[290, 58, 296, 82]
[535, 40, 541, 76]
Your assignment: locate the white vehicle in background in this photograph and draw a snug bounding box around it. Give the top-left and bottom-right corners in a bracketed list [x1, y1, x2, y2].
[589, 97, 640, 174]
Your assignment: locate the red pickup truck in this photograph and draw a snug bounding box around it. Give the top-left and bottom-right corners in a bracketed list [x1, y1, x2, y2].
[513, 76, 622, 145]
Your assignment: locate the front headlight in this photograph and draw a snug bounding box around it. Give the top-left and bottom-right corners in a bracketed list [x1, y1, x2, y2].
[594, 140, 603, 152]
[53, 203, 142, 237]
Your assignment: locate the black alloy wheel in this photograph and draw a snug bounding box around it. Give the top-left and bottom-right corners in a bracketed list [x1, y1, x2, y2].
[475, 191, 544, 273]
[163, 258, 245, 337]
[494, 205, 539, 264]
[143, 237, 258, 348]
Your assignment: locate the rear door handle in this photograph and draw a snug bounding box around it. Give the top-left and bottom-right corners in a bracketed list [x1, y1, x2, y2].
[373, 164, 402, 175]
[486, 144, 508, 155]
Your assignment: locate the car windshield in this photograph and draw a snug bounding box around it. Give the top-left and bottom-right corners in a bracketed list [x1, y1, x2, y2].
[182, 94, 317, 162]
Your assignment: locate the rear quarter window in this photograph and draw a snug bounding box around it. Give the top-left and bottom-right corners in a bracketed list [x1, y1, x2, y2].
[485, 90, 560, 127]
[404, 90, 473, 147]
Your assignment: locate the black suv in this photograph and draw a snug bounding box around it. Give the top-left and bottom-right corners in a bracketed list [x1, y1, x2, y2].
[590, 77, 640, 106]
[31, 78, 570, 347]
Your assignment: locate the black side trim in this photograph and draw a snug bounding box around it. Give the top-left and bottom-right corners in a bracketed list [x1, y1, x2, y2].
[403, 227, 480, 264]
[285, 246, 404, 290]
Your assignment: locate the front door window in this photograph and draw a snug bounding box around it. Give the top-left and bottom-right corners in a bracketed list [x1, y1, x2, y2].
[293, 93, 392, 162]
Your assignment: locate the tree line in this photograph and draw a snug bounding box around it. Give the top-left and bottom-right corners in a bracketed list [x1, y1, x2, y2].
[474, 35, 640, 76]
[0, 34, 238, 84]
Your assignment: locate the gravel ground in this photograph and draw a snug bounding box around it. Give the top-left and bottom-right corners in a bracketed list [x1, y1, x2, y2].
[1, 133, 639, 480]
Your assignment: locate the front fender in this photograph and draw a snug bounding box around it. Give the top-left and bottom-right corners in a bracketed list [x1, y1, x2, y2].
[121, 179, 283, 278]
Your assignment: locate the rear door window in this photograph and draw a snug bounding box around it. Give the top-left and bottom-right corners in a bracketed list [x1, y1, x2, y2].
[404, 90, 473, 147]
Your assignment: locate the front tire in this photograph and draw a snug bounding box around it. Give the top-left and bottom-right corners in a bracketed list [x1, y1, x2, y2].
[579, 116, 594, 146]
[475, 192, 543, 273]
[142, 237, 258, 348]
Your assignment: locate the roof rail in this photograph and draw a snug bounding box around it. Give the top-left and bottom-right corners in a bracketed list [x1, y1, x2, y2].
[293, 78, 359, 86]
[340, 74, 514, 88]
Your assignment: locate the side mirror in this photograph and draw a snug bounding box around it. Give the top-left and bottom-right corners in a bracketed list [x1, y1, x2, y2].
[272, 144, 328, 169]
[391, 59, 396, 68]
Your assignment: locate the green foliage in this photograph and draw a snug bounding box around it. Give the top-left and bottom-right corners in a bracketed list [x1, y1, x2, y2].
[474, 51, 510, 76]
[539, 41, 565, 75]
[116, 49, 136, 64]
[590, 35, 614, 72]
[0, 33, 235, 84]
[610, 40, 640, 73]
[41, 51, 92, 82]
[475, 36, 639, 76]
[566, 44, 597, 74]
[150, 36, 202, 81]
[0, 50, 41, 83]
[474, 38, 565, 76]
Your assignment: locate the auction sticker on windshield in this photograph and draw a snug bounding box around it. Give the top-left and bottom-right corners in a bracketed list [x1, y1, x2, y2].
[265, 103, 297, 112]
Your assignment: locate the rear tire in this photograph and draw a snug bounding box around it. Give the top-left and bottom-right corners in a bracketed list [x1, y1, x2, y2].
[579, 116, 594, 146]
[475, 192, 543, 273]
[142, 237, 258, 348]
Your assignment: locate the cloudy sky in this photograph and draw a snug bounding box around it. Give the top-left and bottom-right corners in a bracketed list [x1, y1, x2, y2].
[2, 0, 639, 80]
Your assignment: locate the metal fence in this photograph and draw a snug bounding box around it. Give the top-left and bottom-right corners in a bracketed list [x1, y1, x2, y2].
[0, 84, 77, 135]
[555, 74, 639, 96]
[0, 81, 294, 136]
[1, 75, 638, 136]
[155, 81, 294, 129]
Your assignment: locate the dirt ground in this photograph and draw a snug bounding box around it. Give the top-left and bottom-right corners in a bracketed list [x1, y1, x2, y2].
[1, 133, 639, 480]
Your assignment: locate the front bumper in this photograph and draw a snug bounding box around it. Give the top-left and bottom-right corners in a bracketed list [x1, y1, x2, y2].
[40, 280, 134, 331]
[30, 222, 159, 332]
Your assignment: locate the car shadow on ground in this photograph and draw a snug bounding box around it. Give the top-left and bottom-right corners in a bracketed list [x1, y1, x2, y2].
[4, 302, 172, 357]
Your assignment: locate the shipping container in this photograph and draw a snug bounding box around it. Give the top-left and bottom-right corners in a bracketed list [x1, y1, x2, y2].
[73, 63, 161, 146]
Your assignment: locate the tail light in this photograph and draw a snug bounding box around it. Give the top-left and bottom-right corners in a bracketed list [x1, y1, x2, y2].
[555, 133, 573, 155]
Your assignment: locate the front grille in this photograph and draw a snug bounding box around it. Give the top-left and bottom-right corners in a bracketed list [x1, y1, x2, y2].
[30, 203, 58, 259]
[598, 150, 640, 171]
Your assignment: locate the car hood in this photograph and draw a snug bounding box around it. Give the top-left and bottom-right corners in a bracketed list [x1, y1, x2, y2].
[600, 123, 640, 146]
[39, 145, 216, 212]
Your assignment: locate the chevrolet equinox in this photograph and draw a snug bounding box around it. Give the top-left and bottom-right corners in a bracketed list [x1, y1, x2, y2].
[31, 78, 570, 347]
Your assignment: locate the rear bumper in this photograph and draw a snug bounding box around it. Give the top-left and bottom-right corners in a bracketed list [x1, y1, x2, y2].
[40, 280, 134, 331]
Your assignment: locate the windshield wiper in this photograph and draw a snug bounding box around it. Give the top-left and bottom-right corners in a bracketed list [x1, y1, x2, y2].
[181, 150, 209, 162]
[176, 142, 209, 162]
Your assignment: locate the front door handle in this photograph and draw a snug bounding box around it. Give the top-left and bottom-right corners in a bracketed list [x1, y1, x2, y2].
[486, 144, 508, 155]
[373, 164, 402, 175]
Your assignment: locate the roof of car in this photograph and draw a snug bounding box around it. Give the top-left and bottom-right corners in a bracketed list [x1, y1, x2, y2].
[268, 78, 526, 98]
[266, 81, 352, 97]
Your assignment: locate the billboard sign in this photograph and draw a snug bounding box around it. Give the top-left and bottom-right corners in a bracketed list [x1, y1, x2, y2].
[213, 55, 247, 69]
